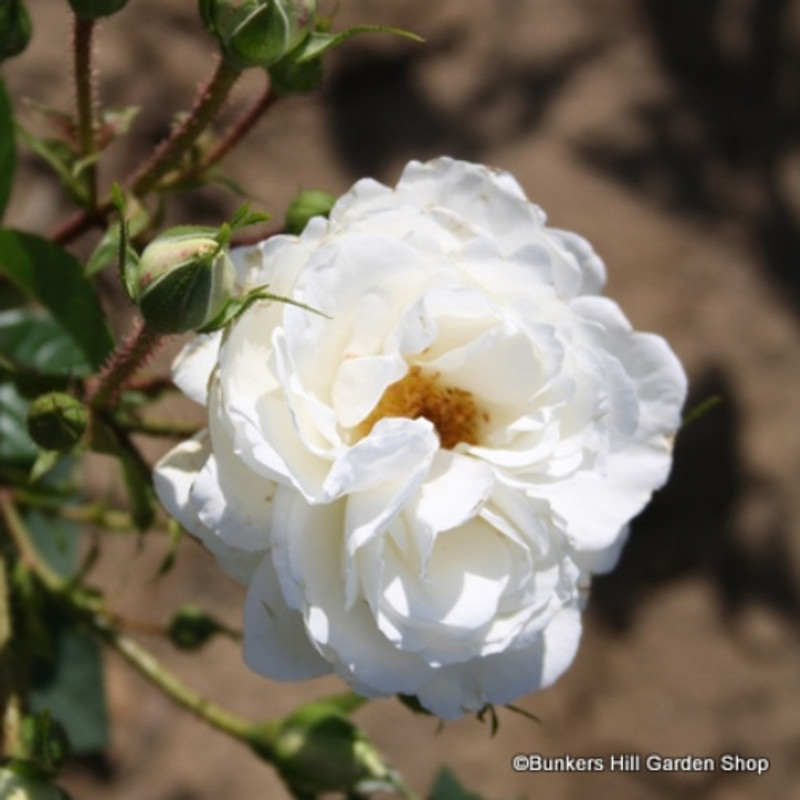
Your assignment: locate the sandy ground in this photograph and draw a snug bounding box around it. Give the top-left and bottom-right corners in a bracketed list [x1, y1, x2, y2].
[5, 1, 800, 797]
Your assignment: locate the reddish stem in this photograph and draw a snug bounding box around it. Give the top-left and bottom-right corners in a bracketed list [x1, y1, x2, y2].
[200, 78, 278, 174]
[129, 58, 241, 197]
[90, 320, 164, 410]
[50, 59, 242, 246]
[74, 15, 98, 208]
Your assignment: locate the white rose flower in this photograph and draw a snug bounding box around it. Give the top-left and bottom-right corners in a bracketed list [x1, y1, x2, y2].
[154, 157, 687, 719]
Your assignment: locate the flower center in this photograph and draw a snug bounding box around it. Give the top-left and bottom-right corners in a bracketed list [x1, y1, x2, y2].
[357, 365, 485, 449]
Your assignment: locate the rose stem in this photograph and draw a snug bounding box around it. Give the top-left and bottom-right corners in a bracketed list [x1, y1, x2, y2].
[184, 77, 278, 181]
[51, 58, 242, 246]
[0, 495, 261, 747]
[74, 14, 98, 208]
[128, 57, 242, 197]
[112, 416, 203, 438]
[90, 320, 164, 410]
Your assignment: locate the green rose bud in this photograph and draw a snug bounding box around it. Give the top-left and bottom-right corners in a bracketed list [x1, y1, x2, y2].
[0, 766, 71, 800]
[0, 0, 32, 61]
[167, 604, 225, 650]
[67, 0, 127, 19]
[134, 227, 235, 334]
[269, 704, 395, 795]
[284, 189, 335, 234]
[26, 393, 89, 454]
[199, 0, 318, 70]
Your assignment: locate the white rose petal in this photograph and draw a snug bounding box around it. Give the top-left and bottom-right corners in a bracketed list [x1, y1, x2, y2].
[154, 157, 687, 719]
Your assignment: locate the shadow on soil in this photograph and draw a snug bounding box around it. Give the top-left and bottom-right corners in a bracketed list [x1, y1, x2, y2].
[590, 366, 800, 632]
[576, 0, 800, 315]
[323, 28, 604, 178]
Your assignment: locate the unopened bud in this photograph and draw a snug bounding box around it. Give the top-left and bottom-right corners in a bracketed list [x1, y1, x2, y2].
[68, 0, 127, 19]
[284, 189, 335, 234]
[26, 393, 89, 454]
[135, 227, 235, 334]
[270, 704, 394, 795]
[167, 604, 224, 650]
[0, 0, 32, 61]
[200, 0, 318, 70]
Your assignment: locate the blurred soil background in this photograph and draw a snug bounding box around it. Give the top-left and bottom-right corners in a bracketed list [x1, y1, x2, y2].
[4, 0, 800, 798]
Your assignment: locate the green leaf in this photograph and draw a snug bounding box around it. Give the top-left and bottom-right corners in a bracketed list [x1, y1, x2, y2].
[25, 507, 78, 580]
[29, 607, 109, 754]
[0, 309, 87, 472]
[23, 509, 109, 754]
[30, 450, 62, 484]
[0, 230, 114, 369]
[292, 26, 423, 64]
[0, 383, 38, 463]
[229, 202, 270, 231]
[84, 227, 119, 278]
[15, 126, 91, 206]
[87, 191, 148, 279]
[111, 184, 139, 299]
[22, 99, 79, 149]
[197, 285, 327, 334]
[0, 309, 92, 377]
[269, 24, 422, 95]
[681, 395, 722, 430]
[269, 55, 323, 95]
[429, 767, 485, 800]
[0, 78, 15, 220]
[0, 310, 88, 407]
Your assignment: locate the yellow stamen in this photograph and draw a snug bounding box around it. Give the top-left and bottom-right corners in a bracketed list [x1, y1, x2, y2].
[356, 365, 484, 449]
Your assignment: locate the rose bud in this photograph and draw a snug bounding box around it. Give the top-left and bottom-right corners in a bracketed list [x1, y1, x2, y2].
[166, 604, 225, 650]
[284, 189, 335, 235]
[26, 393, 89, 454]
[200, 0, 318, 70]
[267, 704, 395, 796]
[134, 227, 235, 334]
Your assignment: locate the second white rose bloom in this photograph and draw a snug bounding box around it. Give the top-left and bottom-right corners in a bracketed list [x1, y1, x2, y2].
[154, 157, 687, 718]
